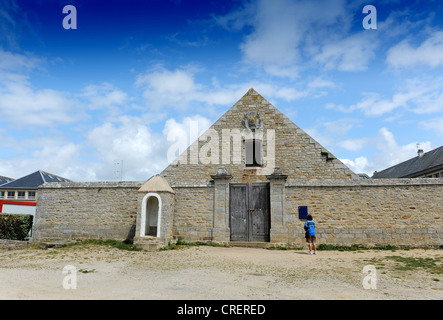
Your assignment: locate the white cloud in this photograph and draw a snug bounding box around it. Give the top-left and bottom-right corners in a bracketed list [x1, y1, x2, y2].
[81, 82, 128, 110]
[87, 116, 168, 181]
[0, 49, 82, 127]
[1, 113, 214, 182]
[348, 92, 407, 117]
[0, 74, 82, 126]
[163, 114, 212, 163]
[330, 77, 443, 116]
[136, 66, 231, 110]
[83, 114, 214, 180]
[341, 156, 369, 174]
[387, 31, 443, 68]
[312, 32, 378, 71]
[340, 127, 432, 175]
[214, 0, 375, 77]
[0, 138, 97, 182]
[0, 48, 43, 71]
[305, 117, 361, 151]
[136, 67, 200, 96]
[238, 0, 302, 78]
[307, 77, 336, 89]
[135, 66, 311, 111]
[338, 138, 369, 152]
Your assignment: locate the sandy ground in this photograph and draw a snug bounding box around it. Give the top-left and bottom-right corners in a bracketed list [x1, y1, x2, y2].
[0, 243, 441, 300]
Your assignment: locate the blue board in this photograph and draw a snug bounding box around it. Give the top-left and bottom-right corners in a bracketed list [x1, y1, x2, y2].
[298, 206, 308, 220]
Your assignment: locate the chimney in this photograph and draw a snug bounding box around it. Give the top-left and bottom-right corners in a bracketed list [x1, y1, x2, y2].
[418, 149, 424, 158]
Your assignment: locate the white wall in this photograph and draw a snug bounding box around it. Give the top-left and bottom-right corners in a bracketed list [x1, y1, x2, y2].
[2, 204, 36, 215]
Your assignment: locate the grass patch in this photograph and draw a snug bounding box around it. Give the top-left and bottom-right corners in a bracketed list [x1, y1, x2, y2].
[316, 244, 411, 252]
[384, 256, 443, 275]
[268, 246, 288, 250]
[317, 244, 369, 251]
[266, 246, 303, 250]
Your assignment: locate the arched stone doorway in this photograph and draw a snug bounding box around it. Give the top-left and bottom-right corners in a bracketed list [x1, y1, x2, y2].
[140, 193, 161, 238]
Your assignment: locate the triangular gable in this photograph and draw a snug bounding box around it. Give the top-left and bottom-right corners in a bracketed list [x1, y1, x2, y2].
[138, 175, 175, 193]
[160, 88, 358, 185]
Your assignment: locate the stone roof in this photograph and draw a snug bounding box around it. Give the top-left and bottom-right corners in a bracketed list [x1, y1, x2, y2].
[372, 146, 443, 178]
[138, 175, 175, 193]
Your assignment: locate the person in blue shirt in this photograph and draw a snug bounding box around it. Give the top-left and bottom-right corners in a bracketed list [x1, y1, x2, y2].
[304, 214, 317, 255]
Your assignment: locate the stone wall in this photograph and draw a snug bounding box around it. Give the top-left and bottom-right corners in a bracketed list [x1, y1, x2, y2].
[31, 178, 443, 248]
[279, 178, 443, 247]
[172, 185, 214, 241]
[161, 178, 443, 247]
[31, 181, 142, 243]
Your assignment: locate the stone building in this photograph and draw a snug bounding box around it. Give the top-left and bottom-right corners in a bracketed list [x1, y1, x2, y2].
[31, 89, 443, 248]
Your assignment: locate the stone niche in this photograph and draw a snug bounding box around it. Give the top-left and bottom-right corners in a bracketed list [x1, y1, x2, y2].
[134, 175, 175, 250]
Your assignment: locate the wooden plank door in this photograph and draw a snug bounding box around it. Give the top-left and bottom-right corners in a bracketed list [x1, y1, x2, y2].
[230, 183, 270, 242]
[250, 183, 270, 242]
[229, 184, 248, 241]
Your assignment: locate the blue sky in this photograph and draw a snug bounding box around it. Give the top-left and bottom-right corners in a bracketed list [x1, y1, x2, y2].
[1, 0, 443, 181]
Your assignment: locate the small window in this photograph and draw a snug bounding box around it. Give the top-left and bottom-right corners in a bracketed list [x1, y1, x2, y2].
[27, 191, 36, 200]
[17, 191, 25, 199]
[245, 139, 263, 167]
[0, 191, 4, 199]
[7, 191, 15, 199]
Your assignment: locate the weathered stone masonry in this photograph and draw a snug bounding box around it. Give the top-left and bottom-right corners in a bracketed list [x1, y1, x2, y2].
[32, 182, 142, 242]
[283, 179, 443, 247]
[32, 178, 443, 247]
[30, 89, 443, 248]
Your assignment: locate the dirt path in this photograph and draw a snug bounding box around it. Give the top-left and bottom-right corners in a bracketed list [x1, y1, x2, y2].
[0, 244, 441, 300]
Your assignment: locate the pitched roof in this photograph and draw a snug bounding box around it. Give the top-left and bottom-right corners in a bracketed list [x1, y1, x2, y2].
[372, 146, 443, 178]
[0, 176, 15, 186]
[0, 170, 72, 189]
[138, 175, 175, 193]
[159, 88, 358, 184]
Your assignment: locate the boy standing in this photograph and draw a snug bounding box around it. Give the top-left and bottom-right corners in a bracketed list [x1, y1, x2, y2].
[304, 215, 317, 255]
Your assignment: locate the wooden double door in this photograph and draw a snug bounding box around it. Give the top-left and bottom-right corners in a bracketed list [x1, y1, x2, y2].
[229, 183, 270, 242]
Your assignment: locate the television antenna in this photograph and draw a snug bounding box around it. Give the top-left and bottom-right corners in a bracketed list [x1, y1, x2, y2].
[113, 160, 123, 181]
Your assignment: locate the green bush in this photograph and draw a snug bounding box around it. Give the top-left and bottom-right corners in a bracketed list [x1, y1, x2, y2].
[0, 214, 33, 240]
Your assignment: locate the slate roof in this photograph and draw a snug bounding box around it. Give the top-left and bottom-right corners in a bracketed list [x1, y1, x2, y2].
[372, 146, 443, 178]
[0, 170, 72, 189]
[0, 176, 15, 186]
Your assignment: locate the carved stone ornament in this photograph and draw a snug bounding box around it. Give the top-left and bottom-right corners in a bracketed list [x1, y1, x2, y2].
[241, 111, 263, 133]
[210, 167, 233, 180]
